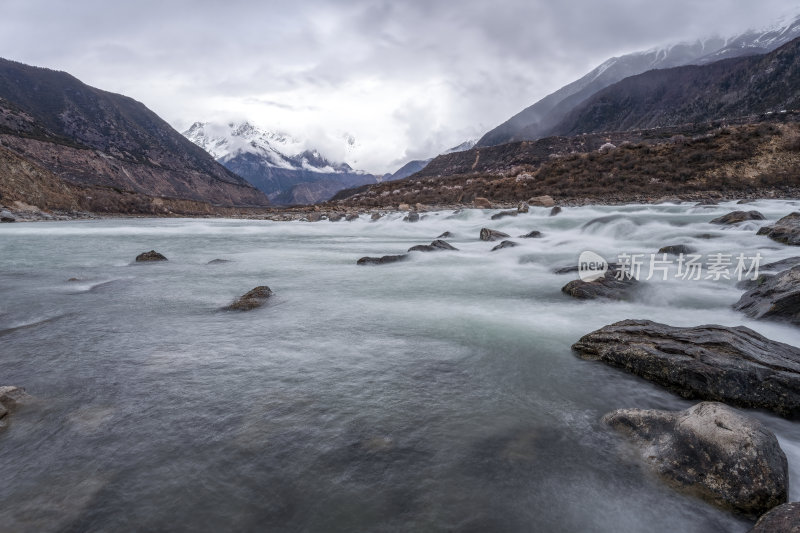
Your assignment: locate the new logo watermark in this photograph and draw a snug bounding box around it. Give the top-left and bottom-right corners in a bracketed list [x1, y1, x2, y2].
[578, 251, 609, 281]
[576, 251, 762, 281]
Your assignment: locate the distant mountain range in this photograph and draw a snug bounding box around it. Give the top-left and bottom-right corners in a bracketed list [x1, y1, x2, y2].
[0, 58, 269, 211]
[183, 121, 381, 205]
[477, 13, 800, 147]
[184, 121, 477, 204]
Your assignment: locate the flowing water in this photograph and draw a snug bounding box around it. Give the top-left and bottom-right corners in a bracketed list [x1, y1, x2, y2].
[1, 201, 799, 532]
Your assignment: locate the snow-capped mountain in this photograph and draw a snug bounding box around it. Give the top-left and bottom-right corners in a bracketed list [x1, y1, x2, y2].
[478, 12, 800, 147]
[183, 121, 377, 205]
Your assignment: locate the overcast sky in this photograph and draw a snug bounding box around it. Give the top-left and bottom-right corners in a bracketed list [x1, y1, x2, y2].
[0, 1, 796, 173]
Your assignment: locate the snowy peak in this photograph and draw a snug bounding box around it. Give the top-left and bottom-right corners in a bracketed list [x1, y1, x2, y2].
[182, 121, 354, 175]
[443, 139, 477, 154]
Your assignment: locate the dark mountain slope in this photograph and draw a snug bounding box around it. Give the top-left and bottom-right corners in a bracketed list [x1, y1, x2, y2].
[551, 37, 800, 136]
[0, 58, 269, 207]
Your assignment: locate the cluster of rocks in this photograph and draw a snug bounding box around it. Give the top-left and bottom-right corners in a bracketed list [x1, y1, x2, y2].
[563, 209, 800, 528]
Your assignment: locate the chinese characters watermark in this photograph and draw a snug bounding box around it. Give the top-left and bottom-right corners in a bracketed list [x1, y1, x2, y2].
[578, 251, 762, 282]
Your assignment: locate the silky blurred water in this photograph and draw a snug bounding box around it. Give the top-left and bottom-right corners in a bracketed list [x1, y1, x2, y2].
[1, 200, 799, 532]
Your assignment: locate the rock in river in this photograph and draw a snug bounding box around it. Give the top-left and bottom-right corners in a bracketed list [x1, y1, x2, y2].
[519, 230, 543, 239]
[491, 210, 517, 220]
[710, 210, 765, 225]
[604, 402, 787, 516]
[224, 286, 273, 311]
[657, 244, 697, 255]
[357, 254, 409, 265]
[528, 195, 555, 207]
[408, 240, 458, 253]
[750, 502, 800, 532]
[549, 206, 562, 217]
[561, 269, 638, 300]
[135, 250, 167, 262]
[734, 265, 800, 325]
[758, 212, 800, 246]
[404, 212, 420, 223]
[479, 228, 510, 241]
[0, 386, 31, 430]
[491, 240, 518, 251]
[572, 319, 800, 418]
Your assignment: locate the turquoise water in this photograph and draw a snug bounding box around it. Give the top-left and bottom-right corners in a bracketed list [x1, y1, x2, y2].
[0, 201, 799, 532]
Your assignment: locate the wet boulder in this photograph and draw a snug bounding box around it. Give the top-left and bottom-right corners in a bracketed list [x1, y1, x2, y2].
[657, 244, 697, 255]
[750, 502, 800, 532]
[408, 240, 458, 252]
[328, 212, 344, 222]
[762, 257, 800, 272]
[517, 202, 529, 213]
[491, 210, 517, 220]
[561, 269, 638, 300]
[306, 212, 322, 222]
[357, 254, 409, 265]
[519, 230, 542, 239]
[491, 240, 519, 251]
[135, 250, 167, 262]
[528, 195, 555, 207]
[734, 265, 800, 325]
[0, 210, 16, 222]
[710, 210, 765, 225]
[549, 206, 562, 217]
[403, 212, 420, 223]
[474, 197, 492, 209]
[604, 402, 787, 516]
[345, 213, 359, 222]
[479, 228, 510, 241]
[224, 286, 273, 311]
[572, 319, 800, 418]
[758, 213, 800, 246]
[370, 213, 382, 221]
[437, 231, 453, 239]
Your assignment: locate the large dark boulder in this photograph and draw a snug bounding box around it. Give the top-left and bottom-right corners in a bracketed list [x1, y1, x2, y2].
[572, 319, 800, 418]
[479, 228, 510, 241]
[561, 269, 638, 300]
[750, 502, 800, 532]
[224, 286, 273, 311]
[135, 250, 167, 262]
[734, 266, 800, 325]
[357, 254, 408, 265]
[408, 240, 458, 252]
[758, 213, 800, 246]
[604, 402, 787, 516]
[710, 210, 765, 225]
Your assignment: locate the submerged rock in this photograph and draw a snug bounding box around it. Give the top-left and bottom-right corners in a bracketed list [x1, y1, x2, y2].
[370, 213, 382, 221]
[207, 259, 232, 265]
[762, 257, 800, 272]
[491, 210, 518, 220]
[657, 244, 697, 255]
[0, 386, 31, 430]
[408, 240, 459, 252]
[404, 212, 420, 223]
[758, 212, 800, 246]
[710, 210, 765, 225]
[479, 228, 510, 241]
[573, 319, 800, 417]
[224, 286, 273, 311]
[734, 265, 800, 325]
[604, 402, 787, 516]
[528, 195, 555, 207]
[750, 502, 800, 532]
[491, 240, 518, 251]
[357, 254, 409, 265]
[519, 230, 543, 239]
[135, 250, 167, 262]
[549, 206, 562, 217]
[437, 231, 453, 239]
[345, 213, 359, 222]
[561, 269, 638, 300]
